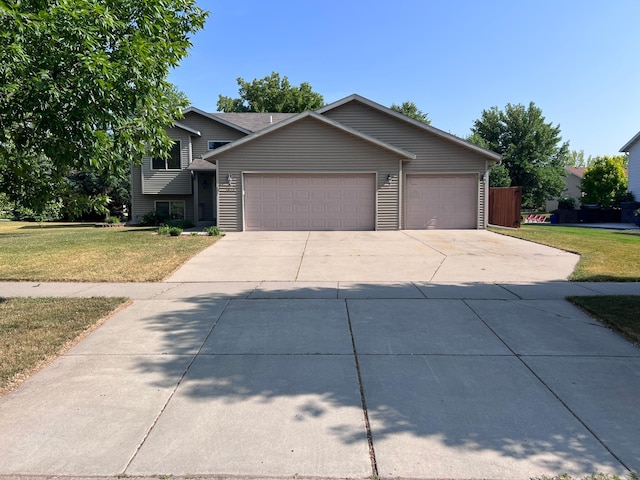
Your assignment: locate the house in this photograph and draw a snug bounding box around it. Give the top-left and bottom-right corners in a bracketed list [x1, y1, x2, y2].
[545, 166, 585, 211]
[621, 131, 640, 200]
[130, 94, 502, 231]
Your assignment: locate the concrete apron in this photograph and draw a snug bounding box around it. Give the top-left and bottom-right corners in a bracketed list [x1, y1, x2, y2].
[1, 287, 639, 479]
[165, 230, 581, 283]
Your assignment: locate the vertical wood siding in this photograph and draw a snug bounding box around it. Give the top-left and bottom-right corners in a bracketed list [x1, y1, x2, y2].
[215, 117, 401, 231]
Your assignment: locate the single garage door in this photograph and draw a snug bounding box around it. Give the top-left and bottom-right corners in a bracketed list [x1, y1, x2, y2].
[405, 174, 478, 229]
[244, 173, 375, 231]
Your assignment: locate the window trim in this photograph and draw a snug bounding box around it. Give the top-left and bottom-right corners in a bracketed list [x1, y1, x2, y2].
[207, 140, 232, 150]
[151, 140, 182, 170]
[154, 200, 185, 221]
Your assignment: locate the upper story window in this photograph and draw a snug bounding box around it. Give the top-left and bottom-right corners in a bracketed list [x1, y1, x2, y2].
[208, 140, 230, 150]
[152, 141, 181, 170]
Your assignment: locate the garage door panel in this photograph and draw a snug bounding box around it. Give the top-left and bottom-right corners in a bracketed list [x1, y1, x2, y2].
[244, 174, 375, 231]
[406, 175, 477, 229]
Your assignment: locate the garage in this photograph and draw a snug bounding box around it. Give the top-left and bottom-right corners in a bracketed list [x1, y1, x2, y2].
[244, 173, 376, 231]
[405, 174, 478, 229]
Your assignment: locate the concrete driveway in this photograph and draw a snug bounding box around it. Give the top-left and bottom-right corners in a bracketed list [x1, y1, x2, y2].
[167, 230, 580, 283]
[1, 231, 639, 480]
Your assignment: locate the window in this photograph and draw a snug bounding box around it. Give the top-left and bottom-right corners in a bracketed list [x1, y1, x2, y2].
[152, 141, 181, 170]
[208, 140, 230, 150]
[155, 200, 185, 221]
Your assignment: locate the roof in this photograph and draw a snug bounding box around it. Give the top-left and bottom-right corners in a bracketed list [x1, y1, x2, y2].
[182, 106, 252, 135]
[212, 113, 296, 132]
[202, 110, 417, 161]
[317, 94, 502, 163]
[173, 122, 201, 136]
[187, 158, 216, 171]
[620, 130, 640, 152]
[565, 166, 585, 178]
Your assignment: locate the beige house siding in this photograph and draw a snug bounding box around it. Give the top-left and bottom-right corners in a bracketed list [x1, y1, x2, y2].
[214, 116, 401, 231]
[324, 101, 489, 227]
[131, 164, 194, 222]
[181, 111, 247, 159]
[141, 127, 192, 195]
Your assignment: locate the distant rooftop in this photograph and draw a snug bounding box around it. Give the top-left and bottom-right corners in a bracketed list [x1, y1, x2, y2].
[212, 112, 296, 132]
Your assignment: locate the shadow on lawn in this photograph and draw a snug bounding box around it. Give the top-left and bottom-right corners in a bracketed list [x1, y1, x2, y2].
[124, 282, 634, 476]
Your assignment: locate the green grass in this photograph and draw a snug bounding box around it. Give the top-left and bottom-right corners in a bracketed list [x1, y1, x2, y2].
[568, 296, 640, 345]
[490, 225, 640, 281]
[531, 474, 639, 480]
[0, 296, 128, 394]
[0, 221, 219, 282]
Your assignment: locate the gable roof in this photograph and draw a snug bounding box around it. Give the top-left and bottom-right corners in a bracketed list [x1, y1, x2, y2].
[212, 112, 296, 132]
[317, 94, 502, 163]
[173, 121, 201, 136]
[621, 130, 640, 152]
[182, 106, 252, 135]
[202, 110, 417, 161]
[565, 166, 585, 178]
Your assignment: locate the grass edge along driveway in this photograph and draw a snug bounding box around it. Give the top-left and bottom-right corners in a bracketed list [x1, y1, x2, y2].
[489, 225, 640, 282]
[0, 222, 219, 282]
[0, 296, 129, 395]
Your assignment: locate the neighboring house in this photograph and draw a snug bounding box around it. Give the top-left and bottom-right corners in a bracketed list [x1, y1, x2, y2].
[545, 166, 585, 211]
[621, 131, 640, 201]
[131, 94, 502, 231]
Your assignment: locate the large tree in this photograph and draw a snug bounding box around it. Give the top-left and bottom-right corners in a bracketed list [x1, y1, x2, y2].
[580, 155, 629, 208]
[390, 101, 430, 124]
[0, 0, 207, 214]
[470, 102, 569, 208]
[217, 72, 324, 113]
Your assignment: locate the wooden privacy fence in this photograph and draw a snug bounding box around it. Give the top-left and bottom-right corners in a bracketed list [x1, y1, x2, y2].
[489, 187, 522, 228]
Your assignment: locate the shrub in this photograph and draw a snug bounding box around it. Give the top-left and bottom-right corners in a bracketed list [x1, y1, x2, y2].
[168, 227, 183, 236]
[157, 224, 171, 235]
[166, 219, 194, 229]
[106, 216, 121, 224]
[205, 225, 222, 236]
[141, 211, 163, 226]
[558, 197, 576, 210]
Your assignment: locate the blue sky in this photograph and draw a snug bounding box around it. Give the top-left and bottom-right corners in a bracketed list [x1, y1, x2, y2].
[169, 0, 640, 158]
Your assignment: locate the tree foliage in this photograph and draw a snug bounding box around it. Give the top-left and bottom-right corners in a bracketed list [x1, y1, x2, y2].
[390, 101, 430, 124]
[470, 102, 569, 208]
[580, 156, 629, 208]
[0, 0, 208, 214]
[217, 72, 325, 113]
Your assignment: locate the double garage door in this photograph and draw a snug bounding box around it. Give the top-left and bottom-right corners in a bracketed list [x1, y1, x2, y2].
[242, 173, 478, 231]
[244, 174, 375, 231]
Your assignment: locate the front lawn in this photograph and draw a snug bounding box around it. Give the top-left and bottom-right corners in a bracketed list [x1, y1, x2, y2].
[0, 222, 219, 282]
[490, 225, 640, 281]
[568, 296, 640, 345]
[0, 296, 128, 394]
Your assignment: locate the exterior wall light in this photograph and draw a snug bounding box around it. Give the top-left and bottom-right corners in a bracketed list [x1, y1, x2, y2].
[227, 174, 233, 184]
[386, 174, 393, 184]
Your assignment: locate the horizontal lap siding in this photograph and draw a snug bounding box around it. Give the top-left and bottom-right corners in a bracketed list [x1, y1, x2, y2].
[131, 166, 194, 223]
[181, 112, 247, 160]
[324, 103, 490, 227]
[141, 128, 192, 195]
[215, 117, 401, 231]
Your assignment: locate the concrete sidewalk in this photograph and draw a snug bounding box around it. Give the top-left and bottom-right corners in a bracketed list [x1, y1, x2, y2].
[1, 281, 639, 479]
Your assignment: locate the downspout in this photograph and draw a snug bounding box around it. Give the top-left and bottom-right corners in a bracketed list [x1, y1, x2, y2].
[484, 156, 503, 228]
[398, 159, 403, 229]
